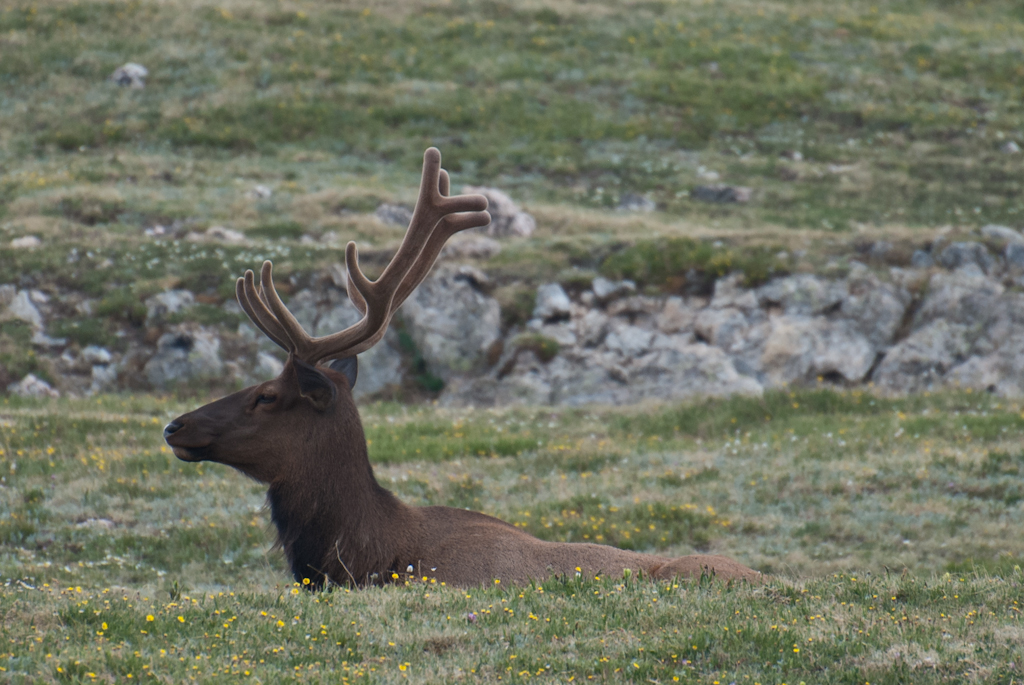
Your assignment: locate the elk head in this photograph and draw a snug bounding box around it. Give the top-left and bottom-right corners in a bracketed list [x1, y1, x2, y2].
[163, 148, 490, 482]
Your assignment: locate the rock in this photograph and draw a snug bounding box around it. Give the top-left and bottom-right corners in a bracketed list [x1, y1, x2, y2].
[1002, 141, 1021, 154]
[591, 277, 636, 304]
[532, 284, 572, 322]
[461, 186, 535, 238]
[981, 224, 1024, 245]
[619, 341, 763, 403]
[576, 309, 610, 346]
[910, 250, 934, 269]
[618, 193, 656, 212]
[757, 274, 845, 316]
[89, 364, 118, 395]
[453, 265, 491, 292]
[937, 242, 995, 274]
[254, 351, 284, 379]
[527, 321, 577, 347]
[839, 270, 911, 349]
[0, 285, 14, 307]
[81, 345, 113, 365]
[760, 316, 875, 386]
[1006, 243, 1024, 270]
[31, 331, 66, 348]
[10, 235, 42, 249]
[143, 327, 225, 388]
[692, 185, 753, 204]
[250, 185, 273, 200]
[873, 320, 970, 393]
[709, 273, 759, 312]
[374, 203, 413, 227]
[656, 296, 696, 334]
[110, 62, 147, 88]
[145, 290, 195, 322]
[441, 236, 502, 260]
[312, 296, 404, 398]
[913, 271, 1003, 329]
[606, 296, 661, 319]
[205, 225, 247, 245]
[694, 307, 751, 349]
[6, 290, 43, 330]
[401, 268, 502, 380]
[8, 374, 59, 398]
[604, 322, 654, 358]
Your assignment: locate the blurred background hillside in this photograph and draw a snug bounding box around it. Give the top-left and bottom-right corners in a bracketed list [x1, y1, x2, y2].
[3, 0, 1024, 399]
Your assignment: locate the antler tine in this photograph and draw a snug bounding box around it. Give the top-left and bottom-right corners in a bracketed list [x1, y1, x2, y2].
[236, 270, 293, 353]
[237, 148, 491, 366]
[257, 261, 320, 360]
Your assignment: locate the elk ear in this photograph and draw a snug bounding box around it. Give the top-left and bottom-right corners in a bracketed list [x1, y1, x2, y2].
[326, 356, 358, 390]
[293, 358, 336, 411]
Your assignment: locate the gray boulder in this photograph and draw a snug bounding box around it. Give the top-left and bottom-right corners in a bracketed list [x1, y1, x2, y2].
[757, 274, 845, 316]
[6, 290, 43, 330]
[910, 250, 934, 269]
[913, 271, 1003, 329]
[839, 269, 912, 348]
[532, 283, 572, 322]
[656, 296, 696, 334]
[873, 320, 971, 393]
[591, 277, 637, 304]
[760, 316, 875, 386]
[8, 373, 59, 398]
[144, 327, 224, 388]
[461, 186, 536, 238]
[145, 290, 195, 322]
[401, 268, 501, 380]
[937, 242, 995, 274]
[981, 224, 1024, 245]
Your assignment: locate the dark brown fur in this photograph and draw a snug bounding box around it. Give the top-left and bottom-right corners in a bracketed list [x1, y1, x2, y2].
[165, 358, 761, 588]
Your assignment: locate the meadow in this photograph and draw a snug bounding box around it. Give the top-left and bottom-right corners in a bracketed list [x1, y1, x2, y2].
[4, 0, 1024, 681]
[1, 389, 1023, 682]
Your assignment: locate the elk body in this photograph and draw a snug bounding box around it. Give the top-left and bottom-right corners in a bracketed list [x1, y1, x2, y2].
[164, 149, 761, 589]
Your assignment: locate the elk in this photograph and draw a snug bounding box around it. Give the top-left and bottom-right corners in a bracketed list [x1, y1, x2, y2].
[163, 148, 761, 589]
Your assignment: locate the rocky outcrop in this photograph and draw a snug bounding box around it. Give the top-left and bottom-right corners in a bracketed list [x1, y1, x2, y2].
[402, 267, 502, 380]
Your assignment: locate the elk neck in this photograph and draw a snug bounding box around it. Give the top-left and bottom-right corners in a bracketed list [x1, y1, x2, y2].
[265, 396, 416, 587]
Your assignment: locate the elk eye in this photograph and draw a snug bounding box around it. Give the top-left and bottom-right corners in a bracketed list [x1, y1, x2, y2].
[256, 394, 276, 406]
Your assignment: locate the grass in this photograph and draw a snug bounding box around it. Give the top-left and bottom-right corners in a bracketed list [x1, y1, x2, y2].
[2, 388, 1024, 681]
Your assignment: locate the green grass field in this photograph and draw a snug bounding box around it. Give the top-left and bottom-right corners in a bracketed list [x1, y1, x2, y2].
[2, 389, 1023, 682]
[5, 0, 1024, 682]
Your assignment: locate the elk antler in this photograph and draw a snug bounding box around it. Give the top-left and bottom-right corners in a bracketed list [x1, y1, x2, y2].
[236, 148, 490, 365]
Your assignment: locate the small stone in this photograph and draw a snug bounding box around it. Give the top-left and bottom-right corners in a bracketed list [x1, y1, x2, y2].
[7, 290, 43, 330]
[31, 331, 66, 348]
[1007, 243, 1024, 270]
[657, 296, 696, 334]
[533, 283, 572, 322]
[605, 324, 654, 357]
[81, 345, 114, 365]
[591, 277, 636, 304]
[10, 236, 42, 249]
[692, 185, 753, 204]
[461, 186, 536, 238]
[250, 184, 273, 199]
[374, 203, 413, 227]
[204, 225, 247, 245]
[910, 250, 934, 269]
[1002, 141, 1021, 154]
[145, 290, 195, 322]
[8, 374, 59, 398]
[110, 62, 148, 88]
[617, 193, 656, 212]
[937, 242, 994, 274]
[981, 224, 1024, 245]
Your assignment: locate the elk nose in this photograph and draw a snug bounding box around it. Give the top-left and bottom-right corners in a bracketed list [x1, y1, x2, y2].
[163, 421, 184, 439]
